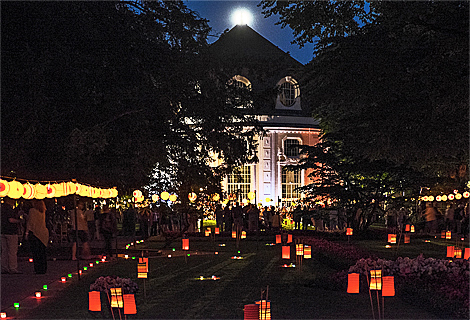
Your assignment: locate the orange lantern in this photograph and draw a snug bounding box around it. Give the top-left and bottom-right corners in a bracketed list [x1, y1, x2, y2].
[464, 248, 470, 260]
[410, 225, 415, 233]
[347, 273, 360, 294]
[454, 248, 462, 259]
[137, 263, 147, 278]
[446, 231, 451, 240]
[303, 245, 311, 259]
[255, 300, 271, 320]
[441, 231, 446, 239]
[8, 181, 23, 199]
[346, 228, 353, 236]
[382, 276, 395, 296]
[89, 291, 101, 312]
[369, 270, 382, 290]
[0, 180, 10, 197]
[287, 234, 292, 243]
[215, 227, 220, 235]
[232, 231, 236, 239]
[22, 182, 36, 199]
[447, 246, 455, 258]
[405, 224, 410, 232]
[241, 231, 246, 239]
[244, 304, 259, 320]
[282, 246, 290, 259]
[182, 238, 189, 250]
[404, 234, 410, 244]
[123, 294, 137, 315]
[295, 243, 304, 256]
[275, 234, 281, 244]
[388, 234, 396, 244]
[169, 194, 177, 202]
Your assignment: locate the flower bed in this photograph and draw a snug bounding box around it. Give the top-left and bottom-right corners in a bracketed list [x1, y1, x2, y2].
[90, 275, 139, 294]
[298, 236, 374, 262]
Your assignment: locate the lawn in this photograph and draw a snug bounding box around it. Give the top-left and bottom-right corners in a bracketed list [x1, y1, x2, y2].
[25, 233, 443, 319]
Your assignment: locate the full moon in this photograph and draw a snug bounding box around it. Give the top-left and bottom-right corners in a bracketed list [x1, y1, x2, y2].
[232, 8, 253, 26]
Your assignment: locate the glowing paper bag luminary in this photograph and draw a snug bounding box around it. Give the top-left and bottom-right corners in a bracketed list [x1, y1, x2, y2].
[405, 224, 410, 232]
[182, 238, 189, 250]
[303, 245, 311, 259]
[275, 234, 281, 244]
[287, 234, 292, 243]
[35, 292, 41, 298]
[404, 234, 410, 244]
[244, 304, 259, 320]
[347, 273, 360, 294]
[410, 225, 415, 233]
[89, 291, 101, 312]
[454, 248, 462, 259]
[241, 231, 247, 239]
[215, 227, 220, 235]
[447, 246, 455, 258]
[388, 234, 396, 244]
[464, 248, 470, 260]
[382, 276, 395, 296]
[255, 300, 271, 320]
[369, 270, 382, 290]
[346, 228, 353, 236]
[123, 294, 137, 315]
[446, 231, 451, 240]
[110, 288, 123, 308]
[232, 231, 236, 239]
[138, 257, 148, 272]
[282, 246, 290, 259]
[295, 243, 304, 256]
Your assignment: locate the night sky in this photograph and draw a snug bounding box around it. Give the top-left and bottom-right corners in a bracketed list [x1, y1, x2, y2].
[185, 0, 315, 65]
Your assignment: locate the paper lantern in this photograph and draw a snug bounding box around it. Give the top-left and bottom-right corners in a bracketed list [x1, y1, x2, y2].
[205, 229, 210, 237]
[13, 303, 19, 309]
[45, 184, 56, 198]
[276, 234, 281, 244]
[411, 225, 415, 233]
[133, 190, 142, 198]
[0, 180, 10, 197]
[21, 182, 35, 199]
[169, 194, 177, 202]
[61, 277, 66, 282]
[436, 195, 442, 202]
[8, 181, 23, 199]
[382, 276, 395, 296]
[123, 294, 137, 315]
[428, 195, 434, 201]
[296, 243, 304, 256]
[241, 231, 246, 239]
[404, 234, 410, 244]
[369, 270, 382, 290]
[244, 304, 259, 320]
[188, 192, 197, 202]
[29, 258, 33, 262]
[446, 231, 451, 239]
[0, 312, 6, 319]
[447, 246, 455, 258]
[110, 288, 123, 308]
[232, 231, 236, 239]
[464, 248, 470, 260]
[441, 231, 446, 239]
[282, 246, 290, 259]
[215, 227, 219, 235]
[35, 292, 41, 298]
[138, 257, 148, 272]
[448, 194, 454, 200]
[212, 193, 220, 201]
[405, 224, 410, 232]
[347, 273, 360, 294]
[455, 193, 462, 200]
[182, 238, 189, 250]
[388, 234, 396, 244]
[43, 285, 47, 290]
[247, 192, 255, 200]
[422, 196, 429, 202]
[287, 234, 292, 243]
[255, 300, 271, 320]
[463, 191, 470, 198]
[161, 191, 170, 200]
[346, 228, 353, 236]
[303, 245, 311, 259]
[454, 248, 462, 259]
[137, 263, 147, 278]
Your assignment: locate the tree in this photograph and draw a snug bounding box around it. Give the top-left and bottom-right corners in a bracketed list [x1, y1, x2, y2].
[1, 1, 260, 191]
[261, 1, 468, 180]
[295, 140, 425, 232]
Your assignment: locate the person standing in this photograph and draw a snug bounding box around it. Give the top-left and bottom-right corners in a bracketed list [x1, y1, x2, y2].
[1, 198, 23, 274]
[85, 204, 96, 242]
[25, 200, 49, 274]
[70, 201, 91, 260]
[422, 203, 438, 234]
[100, 205, 117, 258]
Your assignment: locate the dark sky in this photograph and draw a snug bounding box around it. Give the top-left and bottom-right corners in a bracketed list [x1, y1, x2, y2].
[184, 0, 315, 65]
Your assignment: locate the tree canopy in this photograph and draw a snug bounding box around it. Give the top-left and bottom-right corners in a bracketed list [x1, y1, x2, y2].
[2, 1, 260, 192]
[261, 1, 469, 181]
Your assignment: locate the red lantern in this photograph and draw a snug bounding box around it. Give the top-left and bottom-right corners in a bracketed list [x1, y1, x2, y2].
[275, 234, 281, 244]
[347, 273, 359, 294]
[35, 292, 41, 298]
[123, 294, 137, 315]
[441, 231, 446, 239]
[205, 229, 210, 237]
[287, 234, 292, 243]
[382, 276, 395, 296]
[446, 231, 451, 240]
[388, 234, 396, 244]
[464, 248, 470, 260]
[215, 227, 219, 235]
[0, 180, 10, 197]
[0, 312, 6, 319]
[244, 304, 259, 320]
[182, 238, 189, 250]
[89, 291, 101, 312]
[232, 231, 236, 239]
[405, 224, 410, 232]
[282, 246, 290, 259]
[447, 246, 455, 258]
[346, 228, 353, 236]
[404, 234, 410, 244]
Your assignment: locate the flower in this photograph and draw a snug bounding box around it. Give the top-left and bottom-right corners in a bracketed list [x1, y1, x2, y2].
[90, 276, 139, 294]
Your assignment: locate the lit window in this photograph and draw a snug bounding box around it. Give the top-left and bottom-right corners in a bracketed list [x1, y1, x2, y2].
[228, 75, 252, 108]
[227, 166, 251, 201]
[278, 77, 299, 107]
[282, 167, 301, 204]
[284, 139, 300, 157]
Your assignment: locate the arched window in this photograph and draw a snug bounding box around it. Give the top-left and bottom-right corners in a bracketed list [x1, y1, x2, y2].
[228, 75, 252, 108]
[277, 76, 300, 107]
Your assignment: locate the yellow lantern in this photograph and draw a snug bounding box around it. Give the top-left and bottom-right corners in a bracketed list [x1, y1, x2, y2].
[422, 196, 429, 202]
[441, 195, 447, 201]
[188, 192, 197, 202]
[161, 191, 170, 201]
[212, 193, 220, 201]
[436, 195, 442, 202]
[8, 181, 23, 199]
[455, 193, 462, 200]
[428, 195, 434, 202]
[169, 194, 177, 202]
[22, 182, 36, 199]
[463, 191, 469, 198]
[248, 192, 255, 200]
[46, 184, 56, 198]
[52, 183, 64, 197]
[110, 188, 118, 198]
[133, 190, 142, 198]
[34, 183, 47, 199]
[0, 180, 10, 197]
[152, 194, 159, 202]
[448, 194, 454, 200]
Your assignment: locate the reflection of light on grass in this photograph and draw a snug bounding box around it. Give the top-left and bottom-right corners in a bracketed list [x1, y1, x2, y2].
[196, 275, 220, 281]
[424, 240, 431, 243]
[265, 243, 275, 246]
[281, 263, 296, 268]
[385, 245, 391, 248]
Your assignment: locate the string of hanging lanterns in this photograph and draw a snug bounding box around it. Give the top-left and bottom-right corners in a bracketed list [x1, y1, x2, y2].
[420, 190, 469, 202]
[0, 178, 118, 199]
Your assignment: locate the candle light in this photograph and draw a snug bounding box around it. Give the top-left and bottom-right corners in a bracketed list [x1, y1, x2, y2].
[43, 285, 48, 290]
[29, 258, 33, 263]
[1, 312, 6, 318]
[14, 303, 19, 309]
[61, 277, 66, 282]
[35, 292, 41, 298]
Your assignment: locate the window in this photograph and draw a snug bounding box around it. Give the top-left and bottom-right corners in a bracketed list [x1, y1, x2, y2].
[228, 75, 252, 108]
[284, 139, 300, 157]
[278, 76, 300, 107]
[227, 165, 251, 201]
[281, 167, 301, 201]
